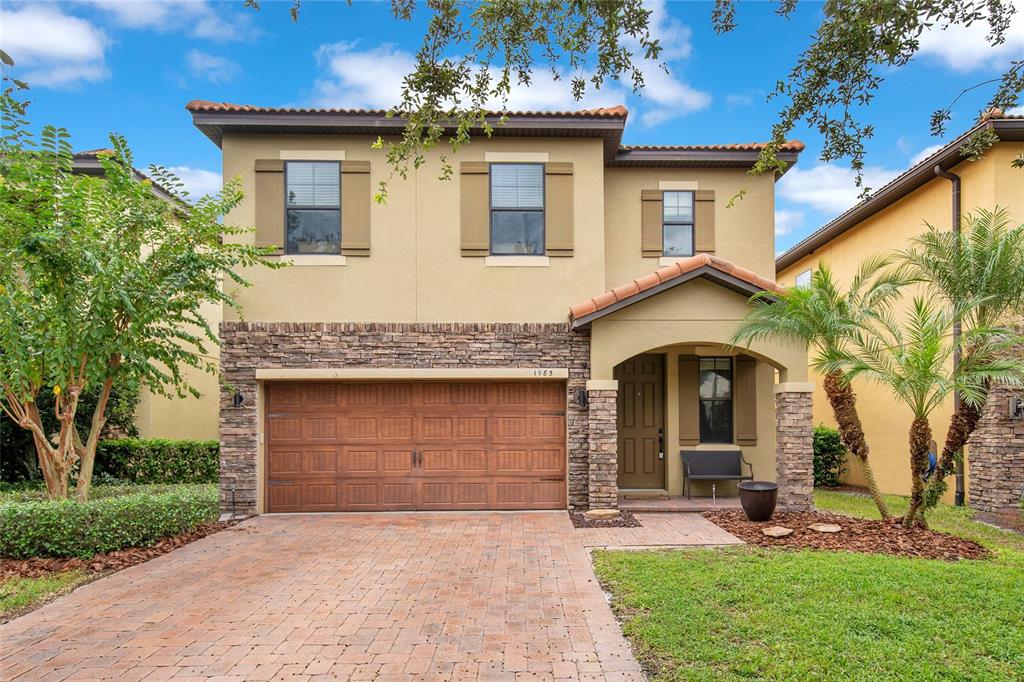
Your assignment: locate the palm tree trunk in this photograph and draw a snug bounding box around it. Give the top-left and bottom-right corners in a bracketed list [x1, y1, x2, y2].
[922, 400, 982, 510]
[904, 416, 933, 528]
[822, 371, 891, 519]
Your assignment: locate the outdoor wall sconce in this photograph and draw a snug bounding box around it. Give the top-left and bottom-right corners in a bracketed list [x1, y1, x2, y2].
[1010, 395, 1024, 419]
[574, 388, 589, 409]
[231, 391, 245, 408]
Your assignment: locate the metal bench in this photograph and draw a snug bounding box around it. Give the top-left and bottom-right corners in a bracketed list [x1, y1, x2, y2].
[680, 449, 754, 501]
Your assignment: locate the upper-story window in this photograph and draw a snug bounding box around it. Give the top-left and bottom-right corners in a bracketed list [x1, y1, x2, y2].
[286, 161, 341, 254]
[699, 357, 733, 443]
[794, 269, 813, 287]
[663, 190, 694, 257]
[490, 163, 544, 255]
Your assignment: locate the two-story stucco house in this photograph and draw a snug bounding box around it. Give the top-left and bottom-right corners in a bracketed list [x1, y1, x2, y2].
[186, 100, 813, 516]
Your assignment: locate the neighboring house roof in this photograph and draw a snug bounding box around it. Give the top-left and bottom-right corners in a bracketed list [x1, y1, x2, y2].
[72, 149, 181, 204]
[185, 100, 803, 172]
[569, 253, 782, 328]
[776, 112, 1024, 271]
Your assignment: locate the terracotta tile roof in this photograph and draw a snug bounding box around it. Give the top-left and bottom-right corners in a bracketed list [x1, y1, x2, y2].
[620, 141, 806, 152]
[569, 253, 783, 323]
[185, 99, 630, 118]
[73, 148, 115, 158]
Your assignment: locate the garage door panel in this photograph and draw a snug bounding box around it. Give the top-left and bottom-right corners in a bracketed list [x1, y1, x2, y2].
[265, 381, 566, 512]
[267, 482, 303, 512]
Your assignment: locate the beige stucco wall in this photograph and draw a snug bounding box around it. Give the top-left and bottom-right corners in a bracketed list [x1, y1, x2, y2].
[221, 135, 608, 323]
[777, 142, 1024, 501]
[588, 277, 808, 496]
[604, 167, 777, 286]
[135, 299, 222, 440]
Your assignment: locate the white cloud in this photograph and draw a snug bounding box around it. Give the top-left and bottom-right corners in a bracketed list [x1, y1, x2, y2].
[636, 62, 711, 125]
[311, 42, 628, 112]
[0, 5, 108, 88]
[644, 0, 693, 61]
[777, 164, 902, 216]
[909, 143, 945, 166]
[1006, 105, 1024, 115]
[87, 0, 258, 41]
[167, 166, 222, 199]
[186, 49, 240, 84]
[774, 208, 804, 236]
[917, 6, 1024, 72]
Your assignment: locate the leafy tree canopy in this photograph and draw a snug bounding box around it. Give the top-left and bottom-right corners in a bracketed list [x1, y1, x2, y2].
[249, 0, 1023, 200]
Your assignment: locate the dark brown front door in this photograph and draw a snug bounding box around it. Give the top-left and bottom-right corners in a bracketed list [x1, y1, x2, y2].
[264, 381, 566, 512]
[615, 354, 666, 489]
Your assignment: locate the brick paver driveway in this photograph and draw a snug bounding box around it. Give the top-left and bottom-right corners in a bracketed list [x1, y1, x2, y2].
[1, 512, 738, 681]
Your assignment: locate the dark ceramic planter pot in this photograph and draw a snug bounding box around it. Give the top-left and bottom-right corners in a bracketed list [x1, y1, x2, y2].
[738, 481, 778, 522]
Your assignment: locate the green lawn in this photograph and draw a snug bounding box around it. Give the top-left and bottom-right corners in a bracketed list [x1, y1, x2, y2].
[0, 570, 91, 622]
[592, 491, 1024, 681]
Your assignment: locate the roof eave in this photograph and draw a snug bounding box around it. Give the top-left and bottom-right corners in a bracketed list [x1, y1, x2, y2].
[776, 118, 1024, 272]
[570, 265, 776, 329]
[608, 149, 802, 174]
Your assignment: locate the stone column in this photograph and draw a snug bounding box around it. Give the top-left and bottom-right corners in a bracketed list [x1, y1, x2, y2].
[774, 382, 814, 511]
[968, 384, 1024, 513]
[587, 380, 619, 509]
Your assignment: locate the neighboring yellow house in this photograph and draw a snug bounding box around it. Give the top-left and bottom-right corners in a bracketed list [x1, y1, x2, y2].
[186, 100, 813, 516]
[776, 111, 1024, 504]
[72, 150, 222, 442]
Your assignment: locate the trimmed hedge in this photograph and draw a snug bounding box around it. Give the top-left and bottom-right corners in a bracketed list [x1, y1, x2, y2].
[0, 484, 218, 558]
[813, 425, 848, 488]
[95, 439, 219, 484]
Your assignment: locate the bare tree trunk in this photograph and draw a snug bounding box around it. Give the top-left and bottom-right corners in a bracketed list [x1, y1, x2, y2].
[822, 371, 892, 519]
[904, 416, 933, 528]
[75, 375, 114, 502]
[24, 401, 69, 499]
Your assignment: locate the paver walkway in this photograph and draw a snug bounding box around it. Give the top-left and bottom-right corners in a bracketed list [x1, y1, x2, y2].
[1, 512, 740, 681]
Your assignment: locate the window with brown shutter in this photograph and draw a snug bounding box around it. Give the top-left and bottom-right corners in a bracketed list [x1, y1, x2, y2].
[695, 189, 716, 253]
[254, 159, 285, 252]
[678, 355, 700, 445]
[734, 355, 758, 445]
[340, 160, 371, 256]
[641, 189, 663, 257]
[460, 161, 490, 256]
[544, 162, 573, 256]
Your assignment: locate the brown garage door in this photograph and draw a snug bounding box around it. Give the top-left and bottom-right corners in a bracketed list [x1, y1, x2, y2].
[264, 381, 567, 512]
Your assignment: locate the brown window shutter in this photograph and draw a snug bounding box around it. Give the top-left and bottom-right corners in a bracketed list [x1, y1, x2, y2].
[695, 189, 716, 253]
[254, 159, 284, 252]
[641, 189, 663, 257]
[544, 162, 574, 256]
[678, 355, 700, 445]
[460, 161, 490, 256]
[340, 160, 371, 256]
[734, 355, 758, 445]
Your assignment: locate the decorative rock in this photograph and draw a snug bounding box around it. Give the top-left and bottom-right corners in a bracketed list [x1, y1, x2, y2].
[762, 526, 793, 538]
[585, 509, 620, 520]
[808, 523, 842, 533]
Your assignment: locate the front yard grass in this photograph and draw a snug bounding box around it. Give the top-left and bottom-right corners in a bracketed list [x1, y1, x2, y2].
[592, 491, 1024, 681]
[0, 570, 91, 622]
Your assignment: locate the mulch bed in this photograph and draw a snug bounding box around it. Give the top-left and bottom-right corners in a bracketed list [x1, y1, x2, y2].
[705, 510, 990, 561]
[0, 520, 243, 581]
[569, 510, 642, 528]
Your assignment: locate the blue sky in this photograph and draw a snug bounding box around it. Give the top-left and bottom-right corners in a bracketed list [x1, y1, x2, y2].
[4, 0, 1023, 254]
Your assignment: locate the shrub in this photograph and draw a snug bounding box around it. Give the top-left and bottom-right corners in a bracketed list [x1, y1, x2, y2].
[95, 439, 219, 484]
[0, 484, 218, 558]
[813, 425, 847, 488]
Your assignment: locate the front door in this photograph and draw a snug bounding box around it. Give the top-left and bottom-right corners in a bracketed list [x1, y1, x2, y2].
[615, 354, 666, 489]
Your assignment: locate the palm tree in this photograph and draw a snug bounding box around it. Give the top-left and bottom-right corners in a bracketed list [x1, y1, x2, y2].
[835, 297, 1024, 527]
[732, 258, 907, 519]
[901, 208, 1024, 511]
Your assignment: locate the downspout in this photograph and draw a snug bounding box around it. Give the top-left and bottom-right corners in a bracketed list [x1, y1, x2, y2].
[934, 164, 965, 506]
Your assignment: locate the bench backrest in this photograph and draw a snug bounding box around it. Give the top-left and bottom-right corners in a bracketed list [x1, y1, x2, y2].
[681, 450, 743, 476]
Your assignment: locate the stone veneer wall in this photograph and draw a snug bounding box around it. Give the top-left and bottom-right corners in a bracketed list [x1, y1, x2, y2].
[774, 389, 814, 511]
[219, 321, 591, 515]
[969, 384, 1024, 513]
[586, 389, 618, 509]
